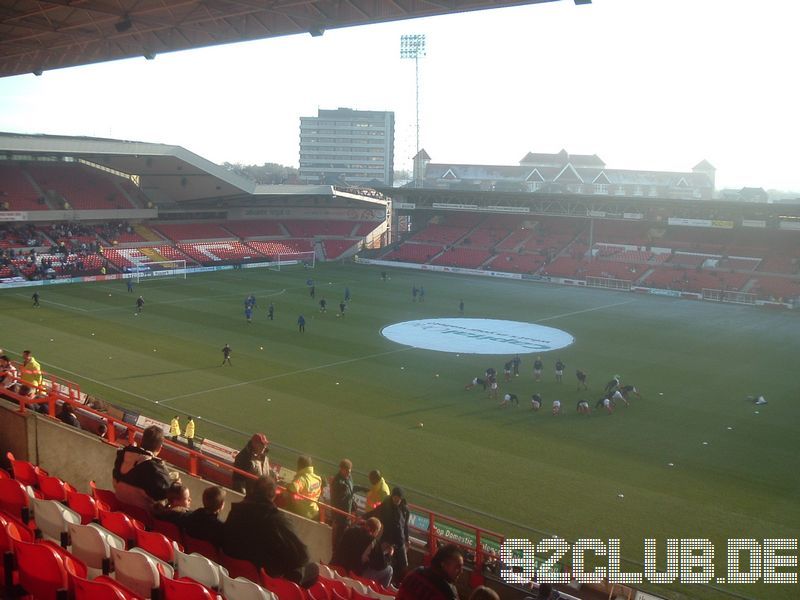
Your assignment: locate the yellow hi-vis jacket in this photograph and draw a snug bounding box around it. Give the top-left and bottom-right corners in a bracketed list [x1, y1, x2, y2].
[184, 419, 195, 440]
[366, 476, 390, 510]
[169, 418, 181, 437]
[288, 466, 323, 520]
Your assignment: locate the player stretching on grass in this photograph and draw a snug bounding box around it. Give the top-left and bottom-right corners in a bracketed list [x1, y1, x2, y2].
[531, 393, 543, 411]
[555, 359, 565, 383]
[577, 400, 590, 414]
[576, 369, 588, 391]
[221, 344, 232, 366]
[465, 376, 487, 391]
[499, 393, 519, 408]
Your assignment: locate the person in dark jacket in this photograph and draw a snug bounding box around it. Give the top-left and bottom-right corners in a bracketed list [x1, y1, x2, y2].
[58, 403, 81, 429]
[396, 544, 463, 600]
[182, 485, 226, 548]
[222, 475, 319, 588]
[329, 458, 366, 550]
[365, 486, 410, 583]
[232, 433, 270, 494]
[332, 517, 393, 587]
[112, 425, 174, 512]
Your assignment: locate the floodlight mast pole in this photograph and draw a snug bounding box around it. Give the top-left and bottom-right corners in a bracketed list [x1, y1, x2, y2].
[400, 34, 426, 187]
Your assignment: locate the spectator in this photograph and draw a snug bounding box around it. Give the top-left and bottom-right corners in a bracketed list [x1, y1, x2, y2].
[287, 455, 324, 521]
[0, 355, 18, 393]
[330, 458, 366, 549]
[222, 475, 319, 588]
[169, 415, 181, 442]
[112, 425, 174, 512]
[232, 433, 270, 494]
[19, 350, 42, 398]
[185, 416, 196, 449]
[153, 482, 192, 524]
[183, 485, 226, 548]
[536, 583, 553, 600]
[366, 469, 390, 510]
[57, 403, 81, 429]
[396, 543, 463, 600]
[470, 586, 500, 600]
[366, 487, 411, 583]
[332, 517, 393, 587]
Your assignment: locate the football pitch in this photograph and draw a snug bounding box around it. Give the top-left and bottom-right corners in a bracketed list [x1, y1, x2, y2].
[1, 264, 799, 600]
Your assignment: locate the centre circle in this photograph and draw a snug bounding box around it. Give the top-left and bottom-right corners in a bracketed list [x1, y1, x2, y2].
[380, 318, 574, 355]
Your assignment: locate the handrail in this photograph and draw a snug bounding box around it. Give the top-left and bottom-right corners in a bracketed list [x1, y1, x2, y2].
[3, 363, 507, 579]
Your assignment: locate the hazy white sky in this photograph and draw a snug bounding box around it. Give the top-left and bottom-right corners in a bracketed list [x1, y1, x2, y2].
[0, 0, 797, 190]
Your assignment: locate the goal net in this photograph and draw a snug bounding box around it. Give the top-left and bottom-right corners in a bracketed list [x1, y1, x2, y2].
[268, 251, 316, 271]
[702, 288, 756, 305]
[585, 276, 632, 291]
[130, 260, 188, 283]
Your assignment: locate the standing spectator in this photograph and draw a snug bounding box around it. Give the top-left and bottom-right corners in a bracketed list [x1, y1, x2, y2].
[232, 433, 270, 494]
[332, 517, 394, 587]
[183, 486, 226, 547]
[396, 544, 463, 600]
[366, 487, 411, 583]
[112, 425, 174, 512]
[169, 415, 181, 443]
[222, 476, 319, 588]
[366, 470, 390, 510]
[58, 403, 81, 429]
[185, 416, 196, 449]
[287, 455, 324, 521]
[470, 586, 500, 600]
[330, 459, 366, 549]
[19, 350, 42, 398]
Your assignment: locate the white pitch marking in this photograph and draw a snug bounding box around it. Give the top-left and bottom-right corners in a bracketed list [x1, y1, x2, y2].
[158, 346, 413, 405]
[535, 299, 637, 323]
[14, 294, 89, 312]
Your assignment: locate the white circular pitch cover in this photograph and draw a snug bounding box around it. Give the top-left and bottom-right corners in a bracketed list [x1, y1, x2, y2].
[381, 318, 574, 355]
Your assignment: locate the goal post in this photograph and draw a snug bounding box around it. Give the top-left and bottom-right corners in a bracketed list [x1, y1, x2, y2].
[268, 251, 316, 272]
[585, 276, 632, 291]
[130, 260, 188, 283]
[702, 288, 756, 305]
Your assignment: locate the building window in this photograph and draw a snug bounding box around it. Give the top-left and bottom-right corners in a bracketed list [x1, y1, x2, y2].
[594, 184, 608, 194]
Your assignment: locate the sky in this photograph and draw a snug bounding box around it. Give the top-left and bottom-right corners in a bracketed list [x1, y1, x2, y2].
[0, 0, 798, 191]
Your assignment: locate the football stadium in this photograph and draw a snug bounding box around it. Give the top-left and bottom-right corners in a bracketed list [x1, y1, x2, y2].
[1, 2, 799, 600]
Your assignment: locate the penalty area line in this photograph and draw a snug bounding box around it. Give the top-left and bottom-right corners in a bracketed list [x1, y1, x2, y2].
[535, 299, 636, 323]
[158, 346, 413, 405]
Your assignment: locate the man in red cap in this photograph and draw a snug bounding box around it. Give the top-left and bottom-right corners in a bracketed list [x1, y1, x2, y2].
[232, 433, 270, 494]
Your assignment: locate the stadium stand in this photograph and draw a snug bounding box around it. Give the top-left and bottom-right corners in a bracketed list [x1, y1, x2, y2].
[282, 219, 359, 237]
[322, 239, 360, 260]
[383, 243, 443, 263]
[431, 247, 492, 269]
[221, 219, 285, 238]
[411, 224, 469, 245]
[0, 163, 47, 210]
[487, 252, 545, 274]
[246, 239, 314, 258]
[25, 163, 136, 210]
[152, 222, 236, 242]
[177, 242, 266, 263]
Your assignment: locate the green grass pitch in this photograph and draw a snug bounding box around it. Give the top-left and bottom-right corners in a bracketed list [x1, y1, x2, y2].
[1, 264, 798, 600]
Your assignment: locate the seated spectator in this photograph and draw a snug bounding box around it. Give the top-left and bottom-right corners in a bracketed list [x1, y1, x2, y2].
[57, 403, 81, 429]
[287, 455, 324, 521]
[366, 469, 391, 510]
[332, 517, 393, 587]
[232, 433, 270, 494]
[223, 475, 319, 588]
[182, 485, 226, 547]
[396, 544, 463, 600]
[153, 482, 192, 524]
[470, 586, 500, 600]
[112, 425, 174, 512]
[0, 355, 18, 393]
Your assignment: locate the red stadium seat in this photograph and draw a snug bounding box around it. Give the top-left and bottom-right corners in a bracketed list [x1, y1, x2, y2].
[0, 513, 34, 583]
[161, 576, 216, 600]
[152, 518, 184, 547]
[99, 509, 144, 548]
[219, 551, 262, 581]
[0, 477, 32, 522]
[182, 533, 220, 562]
[71, 573, 132, 600]
[37, 473, 76, 502]
[260, 572, 305, 600]
[135, 528, 179, 564]
[320, 577, 351, 599]
[90, 480, 122, 512]
[306, 579, 333, 600]
[67, 490, 103, 524]
[7, 525, 84, 600]
[0, 469, 9, 479]
[6, 451, 45, 488]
